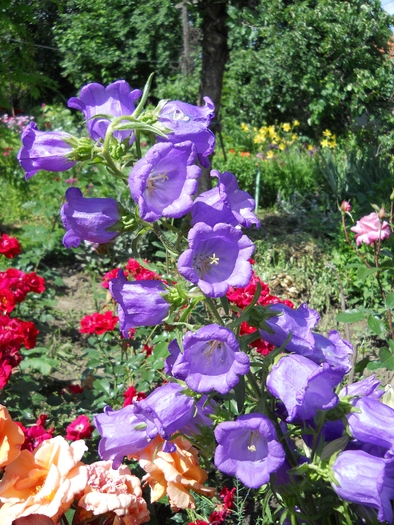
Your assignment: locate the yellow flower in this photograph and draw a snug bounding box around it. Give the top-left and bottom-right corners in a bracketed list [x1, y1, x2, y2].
[293, 120, 300, 127]
[278, 143, 286, 151]
[240, 123, 249, 133]
[320, 138, 330, 148]
[266, 150, 275, 159]
[307, 144, 314, 151]
[329, 140, 337, 149]
[291, 133, 298, 140]
[267, 125, 276, 138]
[322, 129, 332, 137]
[281, 123, 291, 132]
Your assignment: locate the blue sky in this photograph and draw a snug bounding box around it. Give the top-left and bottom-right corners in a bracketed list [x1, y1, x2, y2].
[382, 0, 394, 15]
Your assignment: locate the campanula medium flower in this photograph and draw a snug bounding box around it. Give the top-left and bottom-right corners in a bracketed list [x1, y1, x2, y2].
[332, 450, 394, 523]
[266, 354, 344, 422]
[311, 330, 353, 372]
[259, 302, 320, 356]
[158, 97, 215, 167]
[109, 270, 170, 336]
[60, 187, 121, 248]
[350, 212, 391, 246]
[68, 80, 142, 142]
[191, 170, 260, 229]
[171, 324, 250, 395]
[178, 222, 255, 298]
[339, 374, 383, 400]
[17, 122, 77, 180]
[129, 141, 200, 222]
[214, 413, 285, 489]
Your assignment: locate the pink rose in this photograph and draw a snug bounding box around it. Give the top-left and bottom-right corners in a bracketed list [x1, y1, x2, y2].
[350, 212, 391, 246]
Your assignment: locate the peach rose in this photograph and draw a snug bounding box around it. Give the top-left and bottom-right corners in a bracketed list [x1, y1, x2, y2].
[76, 460, 149, 524]
[0, 435, 88, 524]
[131, 435, 215, 510]
[0, 405, 24, 468]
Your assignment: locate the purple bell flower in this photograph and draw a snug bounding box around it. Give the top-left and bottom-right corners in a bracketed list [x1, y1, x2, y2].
[332, 450, 394, 523]
[128, 141, 200, 222]
[266, 354, 344, 422]
[171, 324, 250, 395]
[340, 375, 383, 400]
[311, 330, 353, 372]
[214, 413, 286, 489]
[191, 170, 260, 229]
[68, 80, 142, 142]
[178, 222, 255, 298]
[60, 187, 120, 248]
[158, 97, 215, 167]
[133, 383, 195, 452]
[94, 405, 150, 469]
[109, 270, 169, 336]
[347, 396, 394, 454]
[17, 122, 77, 180]
[259, 303, 320, 356]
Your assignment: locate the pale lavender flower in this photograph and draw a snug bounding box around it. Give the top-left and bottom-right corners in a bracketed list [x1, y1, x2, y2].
[178, 222, 254, 297]
[128, 141, 200, 222]
[214, 413, 286, 489]
[266, 354, 344, 422]
[68, 80, 142, 142]
[18, 122, 76, 179]
[171, 324, 250, 395]
[60, 187, 120, 248]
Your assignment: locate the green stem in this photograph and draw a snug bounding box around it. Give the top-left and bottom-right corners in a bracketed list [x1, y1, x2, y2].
[135, 129, 142, 159]
[203, 295, 224, 325]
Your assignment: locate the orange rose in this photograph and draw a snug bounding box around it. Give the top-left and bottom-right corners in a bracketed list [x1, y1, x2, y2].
[0, 436, 88, 524]
[0, 405, 24, 468]
[131, 435, 215, 510]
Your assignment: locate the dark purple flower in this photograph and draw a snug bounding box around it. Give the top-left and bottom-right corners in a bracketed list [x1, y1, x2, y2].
[178, 222, 254, 297]
[60, 187, 120, 248]
[158, 97, 215, 167]
[266, 354, 344, 422]
[17, 122, 77, 180]
[311, 330, 353, 372]
[214, 413, 285, 489]
[94, 405, 150, 469]
[109, 270, 169, 336]
[191, 170, 260, 229]
[332, 450, 394, 523]
[164, 339, 181, 376]
[68, 80, 142, 142]
[128, 141, 200, 222]
[346, 396, 394, 453]
[259, 303, 320, 356]
[340, 375, 383, 400]
[133, 382, 195, 451]
[171, 324, 250, 395]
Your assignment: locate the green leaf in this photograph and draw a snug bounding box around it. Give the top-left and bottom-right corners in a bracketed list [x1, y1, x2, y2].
[336, 310, 367, 323]
[356, 267, 377, 282]
[367, 315, 385, 336]
[386, 292, 394, 309]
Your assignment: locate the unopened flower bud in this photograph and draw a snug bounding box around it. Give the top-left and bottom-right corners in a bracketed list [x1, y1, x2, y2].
[378, 207, 386, 220]
[340, 201, 351, 213]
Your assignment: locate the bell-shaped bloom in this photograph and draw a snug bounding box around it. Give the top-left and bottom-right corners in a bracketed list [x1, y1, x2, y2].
[310, 330, 353, 372]
[0, 436, 88, 524]
[346, 396, 394, 454]
[171, 324, 250, 395]
[332, 450, 394, 523]
[76, 460, 150, 524]
[109, 270, 170, 336]
[68, 80, 142, 142]
[178, 222, 254, 298]
[340, 374, 383, 400]
[95, 405, 151, 469]
[60, 187, 120, 248]
[158, 97, 215, 167]
[191, 170, 260, 229]
[266, 354, 344, 422]
[259, 303, 320, 356]
[214, 413, 285, 489]
[132, 383, 195, 449]
[350, 212, 391, 246]
[17, 122, 77, 180]
[0, 405, 25, 468]
[129, 141, 200, 222]
[131, 435, 216, 510]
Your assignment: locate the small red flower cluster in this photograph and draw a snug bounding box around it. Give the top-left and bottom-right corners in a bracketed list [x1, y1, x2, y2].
[79, 311, 119, 335]
[227, 270, 294, 356]
[189, 487, 236, 525]
[65, 414, 95, 441]
[0, 234, 21, 259]
[101, 258, 163, 289]
[122, 385, 147, 407]
[0, 268, 45, 314]
[17, 414, 55, 452]
[0, 314, 39, 389]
